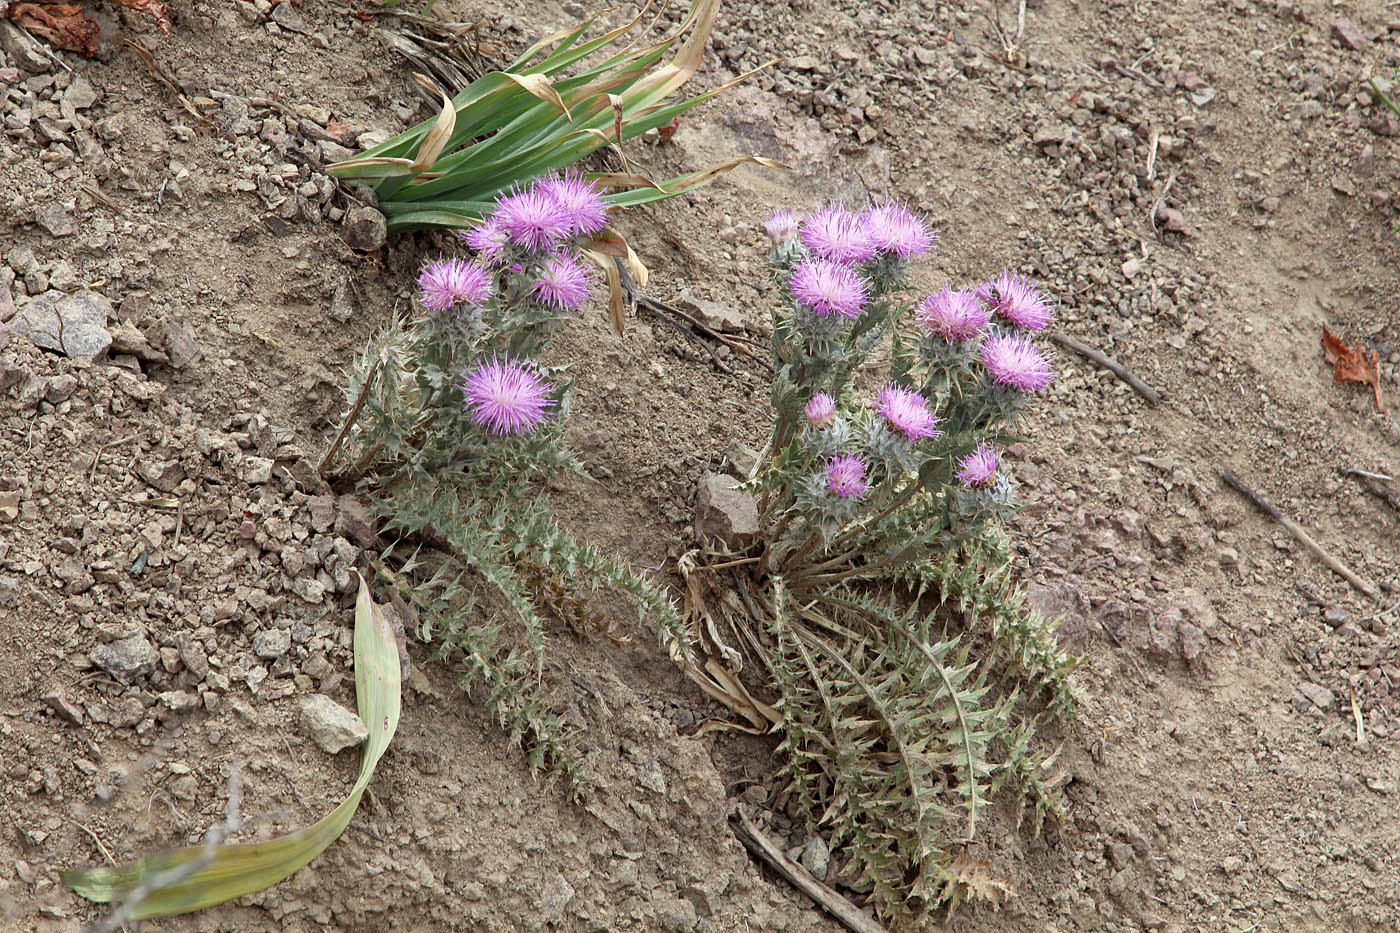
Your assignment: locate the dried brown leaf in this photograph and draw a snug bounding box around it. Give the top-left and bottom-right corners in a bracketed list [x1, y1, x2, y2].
[580, 247, 626, 336]
[946, 856, 1014, 908]
[1321, 325, 1384, 413]
[501, 71, 570, 120]
[6, 3, 98, 56]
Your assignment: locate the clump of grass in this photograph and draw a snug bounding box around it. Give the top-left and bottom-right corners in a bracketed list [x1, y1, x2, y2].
[329, 0, 776, 233]
[680, 202, 1078, 925]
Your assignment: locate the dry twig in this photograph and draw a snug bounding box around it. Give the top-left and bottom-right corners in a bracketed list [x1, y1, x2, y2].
[1220, 469, 1377, 599]
[730, 809, 889, 933]
[1048, 331, 1162, 406]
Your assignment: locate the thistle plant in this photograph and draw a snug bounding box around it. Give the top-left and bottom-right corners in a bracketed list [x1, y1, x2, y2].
[326, 174, 681, 783]
[681, 201, 1080, 925]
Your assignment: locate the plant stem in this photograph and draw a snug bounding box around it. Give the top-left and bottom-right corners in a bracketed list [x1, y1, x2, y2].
[318, 358, 380, 475]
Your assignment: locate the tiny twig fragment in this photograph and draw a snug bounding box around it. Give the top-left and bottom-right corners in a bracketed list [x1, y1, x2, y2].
[1048, 331, 1162, 406]
[1220, 469, 1377, 599]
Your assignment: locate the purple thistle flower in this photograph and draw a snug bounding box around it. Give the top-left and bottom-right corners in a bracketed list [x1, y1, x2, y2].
[825, 454, 870, 499]
[955, 443, 999, 488]
[460, 354, 554, 435]
[861, 201, 935, 258]
[800, 204, 877, 264]
[538, 172, 609, 237]
[981, 332, 1055, 393]
[417, 257, 494, 312]
[982, 270, 1054, 330]
[460, 217, 509, 266]
[492, 183, 573, 252]
[875, 383, 942, 441]
[531, 254, 593, 310]
[789, 259, 869, 318]
[805, 392, 836, 429]
[763, 209, 801, 244]
[916, 288, 990, 342]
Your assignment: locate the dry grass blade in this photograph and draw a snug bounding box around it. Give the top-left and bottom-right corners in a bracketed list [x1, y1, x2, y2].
[408, 73, 457, 173]
[588, 171, 666, 191]
[500, 71, 571, 119]
[606, 93, 630, 170]
[61, 573, 402, 919]
[580, 247, 627, 336]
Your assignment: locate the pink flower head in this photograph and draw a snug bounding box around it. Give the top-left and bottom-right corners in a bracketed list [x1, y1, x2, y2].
[538, 171, 609, 236]
[955, 443, 999, 488]
[804, 392, 836, 429]
[825, 454, 870, 499]
[983, 270, 1054, 330]
[492, 183, 572, 252]
[800, 204, 877, 264]
[531, 254, 592, 310]
[861, 201, 934, 258]
[417, 257, 494, 312]
[981, 332, 1055, 392]
[789, 259, 868, 318]
[460, 217, 509, 265]
[460, 354, 554, 435]
[875, 383, 942, 441]
[916, 288, 990, 342]
[763, 208, 802, 244]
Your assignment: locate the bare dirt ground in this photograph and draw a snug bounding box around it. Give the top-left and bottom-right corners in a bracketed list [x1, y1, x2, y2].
[1, 0, 1398, 930]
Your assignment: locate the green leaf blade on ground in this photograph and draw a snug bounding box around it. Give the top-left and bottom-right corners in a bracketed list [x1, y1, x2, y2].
[61, 572, 401, 921]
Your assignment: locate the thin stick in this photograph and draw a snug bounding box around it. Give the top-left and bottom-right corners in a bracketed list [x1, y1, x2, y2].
[318, 357, 379, 475]
[637, 295, 773, 372]
[730, 809, 888, 933]
[90, 435, 138, 483]
[1220, 469, 1378, 599]
[1048, 332, 1162, 406]
[1344, 470, 1400, 514]
[74, 822, 118, 867]
[1344, 467, 1393, 483]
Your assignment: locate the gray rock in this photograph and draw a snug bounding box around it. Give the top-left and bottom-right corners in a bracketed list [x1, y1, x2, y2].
[1296, 681, 1335, 711]
[64, 76, 98, 110]
[677, 290, 746, 333]
[34, 202, 76, 237]
[44, 374, 78, 404]
[1178, 622, 1206, 662]
[799, 835, 830, 878]
[539, 876, 576, 924]
[140, 459, 185, 493]
[694, 472, 759, 547]
[0, 268, 15, 323]
[252, 627, 290, 659]
[178, 635, 209, 678]
[344, 206, 387, 252]
[299, 694, 369, 753]
[91, 635, 158, 684]
[12, 290, 112, 359]
[242, 456, 274, 485]
[158, 690, 200, 714]
[146, 316, 200, 368]
[0, 22, 49, 72]
[108, 320, 167, 363]
[1331, 18, 1368, 51]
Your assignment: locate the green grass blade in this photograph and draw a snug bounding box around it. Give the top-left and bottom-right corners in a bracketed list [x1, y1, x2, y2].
[61, 574, 402, 920]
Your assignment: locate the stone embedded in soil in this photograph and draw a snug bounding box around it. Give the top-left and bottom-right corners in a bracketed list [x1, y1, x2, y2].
[1295, 681, 1335, 711]
[252, 627, 291, 659]
[299, 693, 369, 753]
[676, 290, 747, 333]
[344, 205, 387, 252]
[90, 635, 158, 684]
[11, 290, 113, 359]
[1331, 18, 1368, 50]
[43, 689, 85, 725]
[1178, 622, 1206, 662]
[799, 835, 830, 878]
[140, 459, 185, 493]
[0, 22, 49, 72]
[693, 472, 759, 547]
[34, 202, 76, 237]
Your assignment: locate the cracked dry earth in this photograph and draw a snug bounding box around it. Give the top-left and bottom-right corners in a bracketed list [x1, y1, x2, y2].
[1, 0, 1399, 930]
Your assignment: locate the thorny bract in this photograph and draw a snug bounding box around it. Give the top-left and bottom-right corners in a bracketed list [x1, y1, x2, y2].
[679, 202, 1079, 924]
[328, 174, 682, 787]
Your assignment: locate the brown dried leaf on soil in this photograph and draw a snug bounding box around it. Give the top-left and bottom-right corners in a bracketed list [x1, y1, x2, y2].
[1321, 324, 1384, 413]
[945, 855, 1014, 908]
[5, 3, 99, 56]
